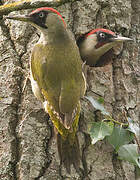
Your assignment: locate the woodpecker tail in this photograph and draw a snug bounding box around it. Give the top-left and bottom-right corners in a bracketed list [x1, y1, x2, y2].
[46, 101, 81, 173]
[57, 132, 80, 174]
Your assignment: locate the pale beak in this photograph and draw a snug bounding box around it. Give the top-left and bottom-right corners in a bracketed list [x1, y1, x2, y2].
[5, 15, 32, 22]
[110, 35, 133, 42]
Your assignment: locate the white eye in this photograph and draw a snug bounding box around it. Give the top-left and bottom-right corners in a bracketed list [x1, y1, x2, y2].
[39, 12, 45, 18]
[100, 32, 105, 38]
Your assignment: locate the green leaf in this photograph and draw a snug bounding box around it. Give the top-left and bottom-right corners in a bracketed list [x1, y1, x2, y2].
[85, 96, 110, 116]
[118, 144, 140, 168]
[107, 126, 134, 151]
[127, 117, 140, 137]
[89, 121, 114, 144]
[98, 97, 104, 104]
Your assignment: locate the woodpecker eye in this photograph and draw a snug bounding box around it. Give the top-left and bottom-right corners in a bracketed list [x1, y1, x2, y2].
[30, 10, 48, 29]
[39, 11, 45, 18]
[99, 32, 105, 38]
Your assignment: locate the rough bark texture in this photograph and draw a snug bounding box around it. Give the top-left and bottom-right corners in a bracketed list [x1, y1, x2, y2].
[0, 0, 139, 179]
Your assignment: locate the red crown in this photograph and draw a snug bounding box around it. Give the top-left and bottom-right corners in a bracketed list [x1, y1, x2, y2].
[86, 28, 115, 37]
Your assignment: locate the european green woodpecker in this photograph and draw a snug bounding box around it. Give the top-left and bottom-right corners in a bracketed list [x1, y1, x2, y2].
[77, 28, 132, 67]
[6, 7, 86, 173]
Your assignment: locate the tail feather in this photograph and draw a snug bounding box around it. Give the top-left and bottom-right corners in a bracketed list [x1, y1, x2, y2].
[57, 133, 80, 174]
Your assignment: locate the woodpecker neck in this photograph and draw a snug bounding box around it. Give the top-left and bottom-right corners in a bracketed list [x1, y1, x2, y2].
[49, 27, 69, 44]
[38, 32, 49, 45]
[38, 28, 70, 47]
[39, 13, 69, 45]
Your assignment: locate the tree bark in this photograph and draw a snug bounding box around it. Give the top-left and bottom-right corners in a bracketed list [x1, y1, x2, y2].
[0, 0, 139, 179]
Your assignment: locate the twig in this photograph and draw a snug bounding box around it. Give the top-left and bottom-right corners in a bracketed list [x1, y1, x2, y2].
[90, 90, 103, 97]
[0, 0, 81, 16]
[22, 72, 30, 93]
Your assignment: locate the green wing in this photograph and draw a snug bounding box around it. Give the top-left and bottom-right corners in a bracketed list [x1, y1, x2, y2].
[31, 43, 60, 113]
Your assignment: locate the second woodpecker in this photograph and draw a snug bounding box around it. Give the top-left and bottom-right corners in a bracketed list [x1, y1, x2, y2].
[6, 8, 86, 173]
[77, 28, 132, 67]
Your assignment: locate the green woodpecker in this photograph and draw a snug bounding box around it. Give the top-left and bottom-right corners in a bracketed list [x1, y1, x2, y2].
[6, 7, 86, 173]
[77, 28, 132, 67]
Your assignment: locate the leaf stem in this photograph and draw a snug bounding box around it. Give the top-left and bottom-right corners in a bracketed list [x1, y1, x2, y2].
[104, 116, 128, 127]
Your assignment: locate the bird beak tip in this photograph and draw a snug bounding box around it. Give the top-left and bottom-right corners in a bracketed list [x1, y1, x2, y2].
[112, 36, 133, 42]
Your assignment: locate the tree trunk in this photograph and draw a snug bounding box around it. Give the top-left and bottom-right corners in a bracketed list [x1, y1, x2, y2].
[0, 0, 139, 179]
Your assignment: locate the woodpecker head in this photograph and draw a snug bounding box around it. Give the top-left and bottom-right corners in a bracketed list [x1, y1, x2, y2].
[6, 7, 66, 40]
[77, 28, 132, 67]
